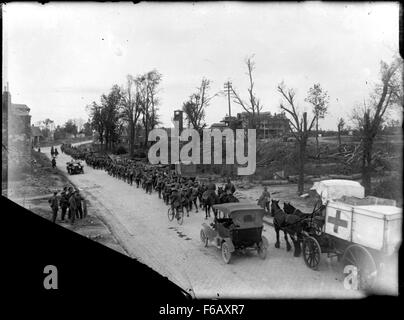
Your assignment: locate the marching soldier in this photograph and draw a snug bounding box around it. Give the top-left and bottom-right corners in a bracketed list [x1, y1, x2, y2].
[190, 183, 199, 213]
[198, 182, 206, 208]
[207, 177, 216, 191]
[135, 169, 141, 188]
[170, 185, 182, 220]
[51, 157, 56, 168]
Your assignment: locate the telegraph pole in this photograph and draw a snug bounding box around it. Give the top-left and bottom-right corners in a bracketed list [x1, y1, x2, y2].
[224, 81, 232, 118]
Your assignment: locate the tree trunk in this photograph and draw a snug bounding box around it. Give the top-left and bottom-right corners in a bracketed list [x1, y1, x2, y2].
[129, 119, 134, 158]
[362, 136, 373, 195]
[105, 133, 109, 151]
[144, 122, 149, 148]
[297, 112, 308, 195]
[315, 117, 319, 156]
[298, 140, 306, 195]
[337, 128, 341, 147]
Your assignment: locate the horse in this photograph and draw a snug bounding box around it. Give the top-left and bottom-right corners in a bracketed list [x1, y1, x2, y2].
[202, 190, 219, 219]
[283, 202, 312, 219]
[284, 201, 326, 235]
[271, 199, 305, 257]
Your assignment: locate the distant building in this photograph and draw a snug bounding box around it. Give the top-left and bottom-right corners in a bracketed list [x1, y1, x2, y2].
[221, 116, 243, 130]
[210, 122, 228, 131]
[30, 125, 43, 147]
[2, 85, 32, 190]
[35, 120, 55, 141]
[236, 111, 289, 138]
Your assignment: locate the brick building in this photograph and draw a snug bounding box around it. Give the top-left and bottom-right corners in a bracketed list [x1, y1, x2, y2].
[2, 86, 32, 192]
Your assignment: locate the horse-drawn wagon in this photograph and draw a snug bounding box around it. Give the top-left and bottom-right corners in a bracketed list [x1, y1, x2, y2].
[301, 180, 402, 290]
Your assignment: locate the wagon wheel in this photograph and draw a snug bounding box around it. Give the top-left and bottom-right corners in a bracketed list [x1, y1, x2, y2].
[221, 242, 232, 264]
[167, 207, 174, 221]
[177, 210, 184, 225]
[302, 236, 322, 270]
[342, 244, 377, 291]
[200, 230, 208, 247]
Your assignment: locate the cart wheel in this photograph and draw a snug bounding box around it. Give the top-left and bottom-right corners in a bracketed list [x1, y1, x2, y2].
[221, 242, 232, 264]
[200, 230, 208, 247]
[303, 236, 321, 270]
[167, 207, 174, 221]
[177, 211, 184, 225]
[342, 244, 377, 291]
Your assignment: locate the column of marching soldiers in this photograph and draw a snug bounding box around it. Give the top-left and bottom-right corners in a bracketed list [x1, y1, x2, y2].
[56, 143, 239, 223]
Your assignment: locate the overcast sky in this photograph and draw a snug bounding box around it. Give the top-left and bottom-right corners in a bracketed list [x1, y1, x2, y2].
[3, 2, 400, 130]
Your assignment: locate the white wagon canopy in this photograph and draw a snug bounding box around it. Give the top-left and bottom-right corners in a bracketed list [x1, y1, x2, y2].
[310, 179, 365, 204]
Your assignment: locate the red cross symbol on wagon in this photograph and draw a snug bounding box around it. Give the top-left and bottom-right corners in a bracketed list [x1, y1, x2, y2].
[327, 210, 348, 233]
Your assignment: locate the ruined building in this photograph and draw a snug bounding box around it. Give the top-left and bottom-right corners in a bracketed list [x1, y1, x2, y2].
[2, 86, 32, 194]
[237, 111, 289, 138]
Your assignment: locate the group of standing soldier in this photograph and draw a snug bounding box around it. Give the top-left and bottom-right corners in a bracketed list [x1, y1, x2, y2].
[48, 186, 86, 224]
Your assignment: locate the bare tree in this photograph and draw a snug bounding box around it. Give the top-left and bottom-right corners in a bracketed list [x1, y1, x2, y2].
[137, 70, 162, 147]
[277, 82, 316, 195]
[305, 83, 329, 155]
[121, 75, 143, 157]
[351, 57, 403, 194]
[230, 55, 263, 130]
[337, 117, 345, 147]
[182, 78, 216, 134]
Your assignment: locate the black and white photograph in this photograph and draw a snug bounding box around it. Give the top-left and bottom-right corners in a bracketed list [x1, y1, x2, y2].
[2, 1, 402, 303]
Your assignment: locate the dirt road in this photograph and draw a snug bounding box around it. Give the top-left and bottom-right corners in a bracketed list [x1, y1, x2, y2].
[43, 143, 365, 299]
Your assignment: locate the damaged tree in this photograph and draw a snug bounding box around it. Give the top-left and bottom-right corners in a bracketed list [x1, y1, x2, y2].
[182, 77, 216, 134]
[121, 75, 143, 157]
[337, 117, 345, 148]
[277, 82, 316, 195]
[230, 55, 263, 130]
[305, 83, 329, 155]
[351, 58, 403, 194]
[138, 70, 162, 147]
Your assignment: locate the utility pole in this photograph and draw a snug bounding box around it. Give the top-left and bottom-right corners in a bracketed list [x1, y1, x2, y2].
[224, 81, 232, 118]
